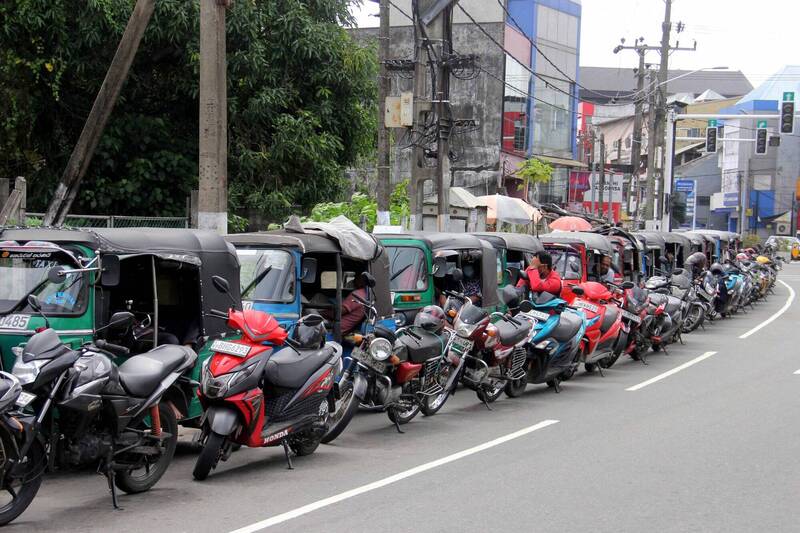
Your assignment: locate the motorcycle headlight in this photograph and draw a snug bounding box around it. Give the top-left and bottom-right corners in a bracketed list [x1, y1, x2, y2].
[369, 337, 393, 361]
[201, 368, 235, 399]
[12, 349, 48, 386]
[454, 318, 476, 338]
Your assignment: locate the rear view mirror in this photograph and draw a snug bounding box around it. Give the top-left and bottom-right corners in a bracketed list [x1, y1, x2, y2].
[451, 268, 463, 282]
[47, 266, 66, 284]
[301, 257, 318, 284]
[622, 281, 635, 289]
[361, 271, 376, 288]
[212, 275, 230, 294]
[571, 285, 585, 296]
[101, 254, 120, 287]
[107, 311, 135, 329]
[519, 301, 533, 313]
[432, 256, 447, 278]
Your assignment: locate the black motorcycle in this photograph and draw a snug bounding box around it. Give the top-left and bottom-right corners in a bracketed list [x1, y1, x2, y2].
[0, 296, 195, 524]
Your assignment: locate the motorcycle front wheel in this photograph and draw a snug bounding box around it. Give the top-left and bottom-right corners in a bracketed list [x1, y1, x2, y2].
[116, 402, 178, 493]
[504, 374, 528, 398]
[193, 431, 226, 481]
[476, 382, 504, 403]
[421, 363, 456, 416]
[0, 431, 44, 526]
[320, 378, 360, 444]
[387, 403, 420, 425]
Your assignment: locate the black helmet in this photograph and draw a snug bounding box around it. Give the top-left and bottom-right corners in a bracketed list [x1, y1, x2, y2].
[414, 305, 446, 333]
[710, 262, 725, 275]
[292, 315, 327, 349]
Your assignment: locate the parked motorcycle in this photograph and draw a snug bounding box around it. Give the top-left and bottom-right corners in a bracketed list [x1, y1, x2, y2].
[193, 276, 342, 480]
[671, 269, 705, 333]
[3, 296, 194, 522]
[569, 282, 625, 374]
[644, 275, 688, 350]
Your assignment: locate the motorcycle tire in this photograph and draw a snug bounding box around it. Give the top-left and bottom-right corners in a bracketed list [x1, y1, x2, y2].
[117, 402, 178, 493]
[387, 404, 421, 425]
[290, 433, 321, 457]
[0, 432, 44, 526]
[421, 388, 452, 416]
[320, 381, 360, 445]
[193, 431, 226, 481]
[599, 353, 620, 369]
[477, 383, 504, 404]
[584, 362, 598, 373]
[559, 366, 576, 381]
[504, 375, 528, 398]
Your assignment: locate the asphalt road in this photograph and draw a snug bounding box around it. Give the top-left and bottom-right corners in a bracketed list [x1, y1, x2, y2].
[9, 265, 800, 533]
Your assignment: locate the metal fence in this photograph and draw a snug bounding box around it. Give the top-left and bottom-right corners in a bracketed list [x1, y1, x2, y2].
[25, 213, 188, 229]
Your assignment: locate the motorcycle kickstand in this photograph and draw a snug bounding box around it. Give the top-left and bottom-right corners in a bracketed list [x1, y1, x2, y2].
[553, 379, 562, 393]
[281, 439, 294, 470]
[597, 365, 604, 377]
[391, 409, 405, 434]
[105, 468, 121, 510]
[479, 390, 493, 411]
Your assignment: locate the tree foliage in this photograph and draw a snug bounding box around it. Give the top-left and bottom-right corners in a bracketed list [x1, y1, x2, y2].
[516, 157, 553, 191]
[307, 179, 410, 231]
[0, 0, 377, 220]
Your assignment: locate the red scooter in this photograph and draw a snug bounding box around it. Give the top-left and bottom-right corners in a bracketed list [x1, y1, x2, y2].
[193, 276, 342, 480]
[570, 281, 627, 375]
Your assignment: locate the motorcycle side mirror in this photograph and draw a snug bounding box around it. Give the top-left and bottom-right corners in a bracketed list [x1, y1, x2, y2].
[518, 269, 529, 281]
[571, 286, 585, 296]
[519, 300, 534, 313]
[432, 256, 447, 278]
[107, 311, 135, 329]
[360, 271, 376, 288]
[622, 281, 635, 289]
[451, 268, 464, 282]
[47, 266, 66, 284]
[212, 275, 230, 294]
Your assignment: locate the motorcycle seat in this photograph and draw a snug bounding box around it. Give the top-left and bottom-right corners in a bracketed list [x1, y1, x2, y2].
[550, 312, 582, 342]
[118, 344, 196, 398]
[600, 306, 619, 333]
[495, 317, 531, 345]
[649, 293, 682, 315]
[397, 330, 443, 363]
[264, 345, 336, 389]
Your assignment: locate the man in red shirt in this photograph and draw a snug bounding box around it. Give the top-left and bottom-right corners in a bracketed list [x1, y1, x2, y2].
[517, 251, 562, 297]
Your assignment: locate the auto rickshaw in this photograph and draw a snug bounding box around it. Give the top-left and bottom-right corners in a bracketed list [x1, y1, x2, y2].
[0, 227, 241, 424]
[539, 231, 617, 303]
[375, 232, 500, 326]
[472, 232, 544, 287]
[634, 231, 668, 277]
[661, 232, 692, 268]
[225, 216, 396, 341]
[598, 227, 644, 283]
[694, 230, 741, 262]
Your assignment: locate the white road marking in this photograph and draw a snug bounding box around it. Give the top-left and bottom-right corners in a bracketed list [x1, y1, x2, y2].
[794, 369, 800, 375]
[739, 280, 795, 339]
[626, 351, 717, 391]
[228, 420, 560, 533]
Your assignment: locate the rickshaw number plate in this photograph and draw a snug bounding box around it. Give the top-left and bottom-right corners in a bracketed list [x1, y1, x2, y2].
[621, 310, 641, 324]
[351, 347, 385, 373]
[0, 315, 30, 330]
[210, 340, 250, 357]
[15, 391, 36, 408]
[574, 301, 599, 313]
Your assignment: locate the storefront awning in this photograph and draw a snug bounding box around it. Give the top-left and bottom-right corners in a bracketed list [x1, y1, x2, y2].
[534, 155, 588, 169]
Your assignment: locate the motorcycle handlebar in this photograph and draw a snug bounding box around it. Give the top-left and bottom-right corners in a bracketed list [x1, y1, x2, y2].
[94, 339, 130, 356]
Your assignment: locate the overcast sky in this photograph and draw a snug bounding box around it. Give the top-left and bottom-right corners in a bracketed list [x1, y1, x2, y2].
[350, 0, 800, 85]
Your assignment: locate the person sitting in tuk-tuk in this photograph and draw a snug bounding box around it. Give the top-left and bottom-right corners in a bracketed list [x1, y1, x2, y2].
[323, 274, 368, 336]
[589, 254, 615, 284]
[517, 251, 562, 297]
[461, 261, 482, 305]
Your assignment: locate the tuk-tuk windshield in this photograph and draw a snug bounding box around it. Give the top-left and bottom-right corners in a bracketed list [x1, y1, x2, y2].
[387, 246, 428, 292]
[238, 249, 294, 303]
[0, 251, 86, 315]
[548, 248, 582, 280]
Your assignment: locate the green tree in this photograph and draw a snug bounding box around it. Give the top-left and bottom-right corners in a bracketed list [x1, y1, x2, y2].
[307, 179, 409, 231]
[516, 157, 553, 191]
[0, 0, 376, 220]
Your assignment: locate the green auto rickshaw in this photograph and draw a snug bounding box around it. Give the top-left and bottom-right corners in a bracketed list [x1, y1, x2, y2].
[0, 227, 241, 425]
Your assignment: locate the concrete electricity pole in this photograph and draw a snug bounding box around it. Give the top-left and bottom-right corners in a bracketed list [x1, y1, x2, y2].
[630, 49, 647, 222]
[644, 69, 658, 223]
[43, 0, 155, 226]
[598, 133, 605, 219]
[198, 0, 230, 234]
[376, 0, 391, 226]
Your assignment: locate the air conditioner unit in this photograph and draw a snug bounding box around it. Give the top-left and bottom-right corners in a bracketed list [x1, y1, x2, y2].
[776, 222, 791, 236]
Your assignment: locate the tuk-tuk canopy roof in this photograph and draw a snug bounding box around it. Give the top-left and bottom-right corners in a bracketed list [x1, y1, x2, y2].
[660, 232, 692, 248]
[598, 227, 644, 251]
[375, 231, 486, 251]
[540, 231, 614, 256]
[633, 231, 667, 251]
[472, 232, 543, 253]
[228, 216, 381, 260]
[677, 231, 708, 246]
[694, 229, 740, 242]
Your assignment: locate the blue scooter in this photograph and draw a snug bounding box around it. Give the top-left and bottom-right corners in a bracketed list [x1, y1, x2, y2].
[502, 282, 593, 396]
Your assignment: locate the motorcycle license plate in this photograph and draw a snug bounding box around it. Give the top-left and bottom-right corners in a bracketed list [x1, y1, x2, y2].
[15, 391, 36, 408]
[0, 315, 30, 330]
[574, 300, 599, 313]
[351, 347, 386, 373]
[700, 291, 713, 301]
[621, 310, 641, 324]
[526, 310, 550, 322]
[451, 336, 473, 355]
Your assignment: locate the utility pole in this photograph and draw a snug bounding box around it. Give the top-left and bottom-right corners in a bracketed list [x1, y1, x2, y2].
[198, 0, 230, 234]
[409, 2, 433, 230]
[589, 129, 596, 215]
[598, 133, 605, 219]
[435, 6, 453, 232]
[630, 49, 647, 226]
[43, 0, 155, 226]
[653, 0, 672, 226]
[376, 0, 391, 226]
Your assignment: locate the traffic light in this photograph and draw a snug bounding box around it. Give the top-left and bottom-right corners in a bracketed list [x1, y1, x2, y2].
[706, 120, 718, 153]
[781, 92, 795, 134]
[755, 126, 768, 155]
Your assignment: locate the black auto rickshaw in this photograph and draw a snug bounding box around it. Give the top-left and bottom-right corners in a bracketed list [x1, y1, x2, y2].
[0, 227, 241, 423]
[634, 231, 668, 277]
[472, 232, 544, 287]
